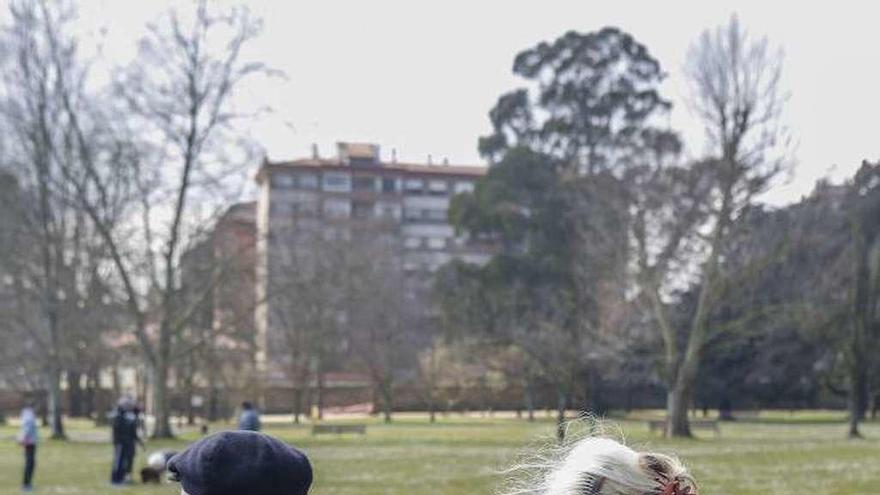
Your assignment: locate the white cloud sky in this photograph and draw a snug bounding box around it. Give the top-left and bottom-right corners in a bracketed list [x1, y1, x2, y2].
[41, 1, 880, 205]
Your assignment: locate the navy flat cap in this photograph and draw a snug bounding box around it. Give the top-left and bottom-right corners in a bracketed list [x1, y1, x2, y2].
[167, 431, 312, 495]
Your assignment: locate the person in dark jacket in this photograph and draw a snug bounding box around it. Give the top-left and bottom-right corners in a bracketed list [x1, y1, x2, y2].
[237, 401, 261, 432]
[110, 397, 143, 485]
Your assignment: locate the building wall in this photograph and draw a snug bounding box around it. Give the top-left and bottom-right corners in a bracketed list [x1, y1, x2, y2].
[254, 144, 490, 390]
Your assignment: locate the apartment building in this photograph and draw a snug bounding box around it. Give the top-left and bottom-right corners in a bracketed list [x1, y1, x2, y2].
[253, 142, 491, 385]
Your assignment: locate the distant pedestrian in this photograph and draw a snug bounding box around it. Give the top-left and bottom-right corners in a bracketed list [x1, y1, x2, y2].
[238, 401, 261, 432]
[168, 431, 312, 495]
[110, 396, 143, 485]
[18, 405, 38, 492]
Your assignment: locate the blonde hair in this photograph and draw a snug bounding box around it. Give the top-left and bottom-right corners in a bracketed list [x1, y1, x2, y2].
[500, 434, 697, 495]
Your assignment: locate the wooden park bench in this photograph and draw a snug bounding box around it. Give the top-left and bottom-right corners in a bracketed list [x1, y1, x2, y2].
[311, 423, 367, 436]
[647, 419, 720, 437]
[731, 409, 760, 421]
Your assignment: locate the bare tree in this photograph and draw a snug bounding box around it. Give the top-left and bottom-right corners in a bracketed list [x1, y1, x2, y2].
[268, 218, 412, 424]
[0, 0, 111, 438]
[345, 227, 411, 423]
[633, 15, 788, 437]
[269, 226, 352, 422]
[44, 1, 271, 437]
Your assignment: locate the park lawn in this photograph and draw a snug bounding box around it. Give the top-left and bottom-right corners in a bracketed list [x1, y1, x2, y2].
[1, 414, 880, 495]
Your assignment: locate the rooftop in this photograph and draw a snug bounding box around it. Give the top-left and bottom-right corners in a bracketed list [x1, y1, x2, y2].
[256, 142, 487, 183]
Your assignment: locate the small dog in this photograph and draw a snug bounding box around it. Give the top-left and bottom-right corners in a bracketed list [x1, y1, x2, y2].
[140, 466, 162, 484]
[141, 450, 177, 484]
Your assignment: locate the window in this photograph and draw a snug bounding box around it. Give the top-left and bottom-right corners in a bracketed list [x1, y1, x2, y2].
[271, 173, 295, 189]
[402, 208, 447, 222]
[349, 156, 377, 167]
[323, 172, 351, 192]
[404, 237, 422, 249]
[403, 208, 422, 221]
[294, 199, 318, 216]
[428, 180, 448, 194]
[353, 176, 377, 192]
[382, 178, 397, 193]
[425, 209, 447, 221]
[454, 181, 475, 194]
[352, 201, 374, 219]
[323, 199, 350, 218]
[271, 201, 293, 216]
[404, 178, 424, 192]
[378, 202, 400, 219]
[299, 174, 319, 190]
[426, 237, 447, 250]
[320, 227, 351, 242]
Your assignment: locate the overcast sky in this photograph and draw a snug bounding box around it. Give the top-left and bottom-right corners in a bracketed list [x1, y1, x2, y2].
[66, 1, 880, 205]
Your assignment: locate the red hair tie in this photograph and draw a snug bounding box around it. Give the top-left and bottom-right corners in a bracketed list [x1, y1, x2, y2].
[658, 478, 694, 495]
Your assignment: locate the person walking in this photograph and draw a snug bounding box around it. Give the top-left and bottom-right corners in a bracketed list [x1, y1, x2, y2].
[238, 401, 261, 432]
[18, 405, 39, 492]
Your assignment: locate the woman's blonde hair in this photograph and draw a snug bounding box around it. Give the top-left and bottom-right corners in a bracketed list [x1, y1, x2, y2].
[500, 432, 697, 495]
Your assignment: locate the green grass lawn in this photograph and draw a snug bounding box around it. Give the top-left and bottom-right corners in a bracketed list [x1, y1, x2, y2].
[2, 412, 880, 494]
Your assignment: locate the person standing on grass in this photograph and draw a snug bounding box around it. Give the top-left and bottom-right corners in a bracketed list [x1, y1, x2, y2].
[110, 396, 143, 485]
[238, 401, 261, 432]
[18, 404, 38, 492]
[124, 404, 146, 480]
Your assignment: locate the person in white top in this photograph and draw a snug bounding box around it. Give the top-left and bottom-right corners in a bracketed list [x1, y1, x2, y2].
[18, 405, 39, 492]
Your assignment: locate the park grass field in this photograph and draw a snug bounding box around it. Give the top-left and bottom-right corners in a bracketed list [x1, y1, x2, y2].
[2, 412, 880, 494]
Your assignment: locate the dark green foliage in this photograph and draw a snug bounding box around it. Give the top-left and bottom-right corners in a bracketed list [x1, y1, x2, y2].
[479, 27, 671, 174]
[686, 162, 880, 417]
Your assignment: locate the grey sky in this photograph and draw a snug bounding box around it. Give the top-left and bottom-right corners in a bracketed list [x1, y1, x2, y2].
[69, 1, 880, 205]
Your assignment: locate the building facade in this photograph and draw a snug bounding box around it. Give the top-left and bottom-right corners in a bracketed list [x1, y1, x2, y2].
[253, 142, 490, 387]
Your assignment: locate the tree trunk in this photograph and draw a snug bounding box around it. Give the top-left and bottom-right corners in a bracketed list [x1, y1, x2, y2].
[524, 378, 535, 422]
[208, 386, 220, 422]
[667, 383, 692, 438]
[848, 366, 868, 438]
[555, 387, 567, 443]
[315, 366, 324, 421]
[151, 360, 174, 438]
[84, 369, 97, 418]
[67, 370, 83, 417]
[293, 388, 302, 424]
[186, 376, 196, 426]
[46, 366, 65, 439]
[381, 379, 393, 424]
[187, 398, 196, 426]
[112, 365, 121, 398]
[479, 377, 489, 417]
[370, 383, 379, 417]
[304, 380, 313, 422]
